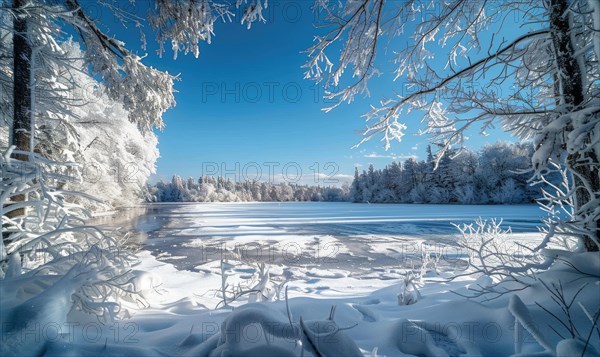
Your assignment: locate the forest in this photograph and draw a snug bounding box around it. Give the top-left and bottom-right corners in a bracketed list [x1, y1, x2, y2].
[150, 141, 545, 205]
[350, 142, 543, 204]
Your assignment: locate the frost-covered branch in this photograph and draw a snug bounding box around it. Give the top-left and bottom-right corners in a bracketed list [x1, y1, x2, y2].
[308, 0, 600, 251]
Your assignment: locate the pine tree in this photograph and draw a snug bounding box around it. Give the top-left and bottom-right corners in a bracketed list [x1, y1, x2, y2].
[350, 167, 362, 202]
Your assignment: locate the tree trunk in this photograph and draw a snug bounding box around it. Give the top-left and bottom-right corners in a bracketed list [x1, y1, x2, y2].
[6, 0, 32, 219]
[11, 0, 31, 155]
[549, 0, 599, 251]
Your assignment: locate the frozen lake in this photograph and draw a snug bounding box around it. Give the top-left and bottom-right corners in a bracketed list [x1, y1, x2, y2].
[101, 202, 546, 276]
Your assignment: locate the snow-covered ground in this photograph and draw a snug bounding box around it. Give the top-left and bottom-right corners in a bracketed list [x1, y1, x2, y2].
[3, 203, 599, 356]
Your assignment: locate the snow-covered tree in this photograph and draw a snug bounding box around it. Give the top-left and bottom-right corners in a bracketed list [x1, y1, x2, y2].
[349, 142, 548, 205]
[0, 32, 159, 210]
[149, 176, 350, 203]
[2, 0, 270, 214]
[306, 0, 599, 251]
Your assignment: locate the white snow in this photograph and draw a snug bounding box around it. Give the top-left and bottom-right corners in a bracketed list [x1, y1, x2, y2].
[2, 202, 598, 356]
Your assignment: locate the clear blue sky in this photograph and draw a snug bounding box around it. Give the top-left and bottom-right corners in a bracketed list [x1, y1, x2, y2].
[100, 1, 517, 185]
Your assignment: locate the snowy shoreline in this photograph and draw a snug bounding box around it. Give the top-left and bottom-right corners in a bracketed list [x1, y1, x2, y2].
[6, 247, 597, 356]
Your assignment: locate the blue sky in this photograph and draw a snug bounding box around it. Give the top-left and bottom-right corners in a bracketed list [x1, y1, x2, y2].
[101, 1, 517, 185]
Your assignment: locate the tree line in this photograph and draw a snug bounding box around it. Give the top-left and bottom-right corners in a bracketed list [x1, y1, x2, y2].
[150, 141, 548, 205]
[148, 176, 350, 203]
[351, 142, 543, 204]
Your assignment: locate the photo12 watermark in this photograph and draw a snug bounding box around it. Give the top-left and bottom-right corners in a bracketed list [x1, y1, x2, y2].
[201, 161, 342, 185]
